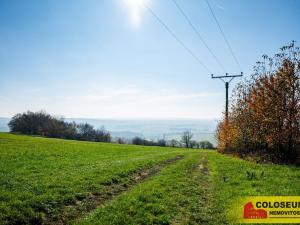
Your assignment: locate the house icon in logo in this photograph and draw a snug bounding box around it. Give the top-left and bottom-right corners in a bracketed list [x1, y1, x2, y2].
[243, 202, 268, 219]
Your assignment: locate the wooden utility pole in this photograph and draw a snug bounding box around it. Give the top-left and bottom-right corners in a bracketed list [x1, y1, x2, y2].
[211, 72, 243, 121]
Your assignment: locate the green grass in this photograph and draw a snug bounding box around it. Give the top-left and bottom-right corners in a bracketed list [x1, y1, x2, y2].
[77, 152, 300, 225]
[77, 152, 211, 225]
[207, 152, 300, 224]
[0, 133, 185, 224]
[0, 133, 299, 225]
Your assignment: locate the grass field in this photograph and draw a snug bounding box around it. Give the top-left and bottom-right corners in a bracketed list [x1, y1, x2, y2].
[0, 133, 299, 225]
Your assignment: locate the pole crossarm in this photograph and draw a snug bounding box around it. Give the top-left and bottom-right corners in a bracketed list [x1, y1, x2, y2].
[211, 72, 243, 79]
[211, 72, 243, 122]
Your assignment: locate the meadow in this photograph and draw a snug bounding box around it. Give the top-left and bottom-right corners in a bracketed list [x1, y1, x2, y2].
[0, 133, 299, 225]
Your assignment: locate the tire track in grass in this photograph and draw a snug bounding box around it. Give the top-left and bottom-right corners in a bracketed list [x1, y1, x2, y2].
[171, 155, 213, 225]
[76, 152, 214, 225]
[47, 155, 184, 225]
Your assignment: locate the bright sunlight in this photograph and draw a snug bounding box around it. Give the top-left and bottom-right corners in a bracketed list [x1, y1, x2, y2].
[123, 0, 149, 28]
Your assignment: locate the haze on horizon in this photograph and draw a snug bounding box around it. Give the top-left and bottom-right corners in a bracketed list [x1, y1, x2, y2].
[0, 0, 299, 119]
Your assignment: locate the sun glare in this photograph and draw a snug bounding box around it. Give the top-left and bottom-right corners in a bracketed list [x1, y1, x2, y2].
[123, 0, 149, 28]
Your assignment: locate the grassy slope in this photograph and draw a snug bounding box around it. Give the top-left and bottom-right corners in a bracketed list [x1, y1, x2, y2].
[77, 151, 300, 225]
[207, 152, 300, 224]
[0, 133, 185, 224]
[0, 133, 299, 225]
[77, 152, 211, 225]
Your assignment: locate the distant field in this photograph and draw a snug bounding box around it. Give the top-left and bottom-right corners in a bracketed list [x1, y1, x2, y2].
[0, 133, 299, 225]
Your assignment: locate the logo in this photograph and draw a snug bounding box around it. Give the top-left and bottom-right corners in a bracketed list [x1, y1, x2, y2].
[243, 202, 267, 219]
[229, 196, 300, 223]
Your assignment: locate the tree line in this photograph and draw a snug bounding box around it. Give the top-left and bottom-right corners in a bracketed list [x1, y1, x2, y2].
[130, 132, 214, 149]
[216, 42, 300, 164]
[8, 111, 214, 149]
[8, 111, 111, 142]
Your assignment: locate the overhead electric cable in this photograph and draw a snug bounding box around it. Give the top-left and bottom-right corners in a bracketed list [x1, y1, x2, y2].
[205, 0, 242, 71]
[144, 4, 212, 74]
[171, 0, 226, 73]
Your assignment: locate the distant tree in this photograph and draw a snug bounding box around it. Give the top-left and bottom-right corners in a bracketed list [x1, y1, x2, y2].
[116, 137, 126, 144]
[169, 139, 179, 148]
[189, 140, 197, 149]
[77, 123, 95, 141]
[94, 126, 111, 143]
[181, 130, 193, 148]
[132, 137, 162, 146]
[9, 111, 53, 136]
[132, 137, 143, 145]
[8, 111, 112, 143]
[157, 139, 166, 147]
[62, 122, 77, 139]
[199, 141, 214, 149]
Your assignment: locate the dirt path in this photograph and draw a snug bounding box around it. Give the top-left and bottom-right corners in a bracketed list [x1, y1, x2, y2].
[172, 154, 213, 225]
[46, 155, 184, 225]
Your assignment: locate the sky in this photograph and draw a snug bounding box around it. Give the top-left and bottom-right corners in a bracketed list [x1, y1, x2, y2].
[0, 0, 299, 119]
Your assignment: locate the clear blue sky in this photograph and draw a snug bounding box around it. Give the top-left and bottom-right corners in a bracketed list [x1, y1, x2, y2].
[0, 0, 299, 119]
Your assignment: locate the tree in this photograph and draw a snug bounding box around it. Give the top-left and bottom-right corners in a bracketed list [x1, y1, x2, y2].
[9, 111, 55, 136]
[190, 140, 197, 148]
[157, 139, 166, 147]
[199, 141, 214, 149]
[116, 137, 125, 144]
[63, 122, 77, 139]
[216, 41, 300, 164]
[77, 123, 95, 141]
[169, 139, 179, 147]
[94, 126, 111, 143]
[8, 111, 112, 143]
[132, 137, 144, 145]
[181, 130, 193, 148]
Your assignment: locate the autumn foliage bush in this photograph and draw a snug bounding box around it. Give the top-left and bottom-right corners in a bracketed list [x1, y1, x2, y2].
[217, 42, 300, 164]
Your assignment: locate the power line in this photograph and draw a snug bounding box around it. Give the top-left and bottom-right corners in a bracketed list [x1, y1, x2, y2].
[205, 0, 242, 72]
[144, 4, 212, 74]
[171, 0, 226, 73]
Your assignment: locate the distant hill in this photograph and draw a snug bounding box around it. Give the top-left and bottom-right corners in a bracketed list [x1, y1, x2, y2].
[65, 118, 218, 145]
[0, 117, 218, 145]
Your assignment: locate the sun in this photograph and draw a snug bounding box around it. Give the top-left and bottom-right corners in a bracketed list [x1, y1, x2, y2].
[124, 0, 147, 7]
[123, 0, 149, 28]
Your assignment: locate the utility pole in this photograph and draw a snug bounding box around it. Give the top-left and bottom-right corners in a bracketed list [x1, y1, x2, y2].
[211, 72, 243, 122]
